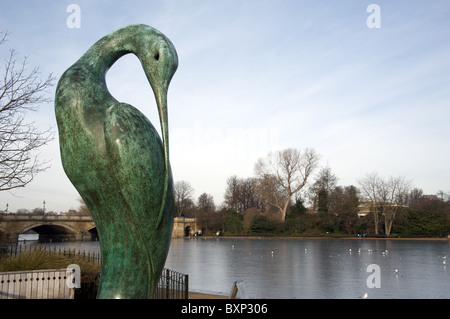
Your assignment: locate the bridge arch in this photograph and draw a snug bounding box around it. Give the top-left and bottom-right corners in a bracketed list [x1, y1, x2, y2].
[81, 224, 98, 241]
[0, 214, 96, 242]
[19, 223, 80, 242]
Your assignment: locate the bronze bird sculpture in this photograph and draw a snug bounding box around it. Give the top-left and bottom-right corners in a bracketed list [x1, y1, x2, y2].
[55, 24, 178, 298]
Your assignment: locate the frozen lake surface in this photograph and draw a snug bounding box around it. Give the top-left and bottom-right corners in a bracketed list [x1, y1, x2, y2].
[42, 237, 450, 299]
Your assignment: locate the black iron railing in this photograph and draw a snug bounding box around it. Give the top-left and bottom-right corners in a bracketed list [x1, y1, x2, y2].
[0, 244, 188, 299]
[0, 244, 101, 263]
[153, 268, 189, 299]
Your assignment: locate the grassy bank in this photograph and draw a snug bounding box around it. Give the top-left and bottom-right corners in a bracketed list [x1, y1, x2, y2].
[0, 249, 101, 273]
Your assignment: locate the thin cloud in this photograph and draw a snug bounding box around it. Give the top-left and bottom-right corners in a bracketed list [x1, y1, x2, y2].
[0, 1, 448, 210]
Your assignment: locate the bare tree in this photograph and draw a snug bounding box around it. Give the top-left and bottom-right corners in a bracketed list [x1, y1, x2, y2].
[255, 173, 289, 217]
[174, 180, 194, 216]
[224, 175, 240, 211]
[380, 176, 411, 236]
[358, 173, 411, 236]
[0, 30, 55, 191]
[224, 175, 262, 212]
[358, 173, 381, 234]
[255, 148, 320, 222]
[77, 197, 92, 216]
[197, 192, 215, 212]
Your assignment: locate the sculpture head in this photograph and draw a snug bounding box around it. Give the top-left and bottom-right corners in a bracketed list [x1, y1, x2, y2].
[137, 26, 178, 161]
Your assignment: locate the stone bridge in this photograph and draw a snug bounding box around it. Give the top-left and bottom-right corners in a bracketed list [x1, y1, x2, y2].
[0, 214, 200, 241]
[0, 214, 96, 242]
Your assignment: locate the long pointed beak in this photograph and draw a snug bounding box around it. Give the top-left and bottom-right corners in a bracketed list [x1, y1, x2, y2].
[155, 88, 169, 169]
[155, 86, 171, 227]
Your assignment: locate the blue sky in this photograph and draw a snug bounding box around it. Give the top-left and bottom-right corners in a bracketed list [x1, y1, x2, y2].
[0, 0, 449, 212]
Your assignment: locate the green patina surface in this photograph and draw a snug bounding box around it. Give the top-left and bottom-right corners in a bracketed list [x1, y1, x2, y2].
[54, 24, 178, 299]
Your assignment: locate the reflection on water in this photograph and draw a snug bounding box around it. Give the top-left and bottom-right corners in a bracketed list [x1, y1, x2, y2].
[41, 238, 450, 299]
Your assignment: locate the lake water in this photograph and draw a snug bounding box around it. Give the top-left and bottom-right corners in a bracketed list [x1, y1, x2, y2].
[40, 238, 450, 299]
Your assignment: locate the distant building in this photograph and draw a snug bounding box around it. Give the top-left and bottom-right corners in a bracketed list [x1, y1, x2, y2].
[357, 201, 371, 218]
[422, 194, 439, 201]
[357, 200, 408, 217]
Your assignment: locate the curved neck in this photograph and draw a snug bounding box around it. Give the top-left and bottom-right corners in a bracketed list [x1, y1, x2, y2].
[79, 29, 139, 76]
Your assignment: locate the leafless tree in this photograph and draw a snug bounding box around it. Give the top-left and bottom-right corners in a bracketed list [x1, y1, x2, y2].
[0, 30, 55, 191]
[358, 173, 381, 234]
[174, 180, 195, 216]
[255, 148, 320, 222]
[254, 173, 289, 217]
[224, 175, 240, 211]
[197, 192, 215, 212]
[77, 197, 92, 216]
[224, 175, 262, 212]
[358, 173, 411, 236]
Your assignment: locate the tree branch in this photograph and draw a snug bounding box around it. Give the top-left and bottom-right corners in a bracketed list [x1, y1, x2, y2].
[0, 30, 55, 191]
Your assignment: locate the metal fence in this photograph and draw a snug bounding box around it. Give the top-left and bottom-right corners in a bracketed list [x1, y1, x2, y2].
[153, 268, 189, 299]
[0, 244, 102, 264]
[0, 244, 188, 299]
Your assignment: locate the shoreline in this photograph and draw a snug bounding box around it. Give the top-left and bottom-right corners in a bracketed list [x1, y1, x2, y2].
[189, 291, 228, 299]
[186, 235, 450, 241]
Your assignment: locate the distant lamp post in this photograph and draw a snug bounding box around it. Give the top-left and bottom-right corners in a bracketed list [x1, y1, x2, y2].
[43, 200, 46, 214]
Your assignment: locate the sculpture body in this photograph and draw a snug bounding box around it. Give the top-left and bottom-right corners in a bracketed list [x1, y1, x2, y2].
[55, 25, 178, 298]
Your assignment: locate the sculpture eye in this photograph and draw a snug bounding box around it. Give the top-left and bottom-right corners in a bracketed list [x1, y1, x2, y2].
[154, 52, 160, 61]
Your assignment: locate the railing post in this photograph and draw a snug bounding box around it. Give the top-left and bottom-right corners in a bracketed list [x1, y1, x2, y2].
[184, 274, 189, 299]
[165, 269, 170, 299]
